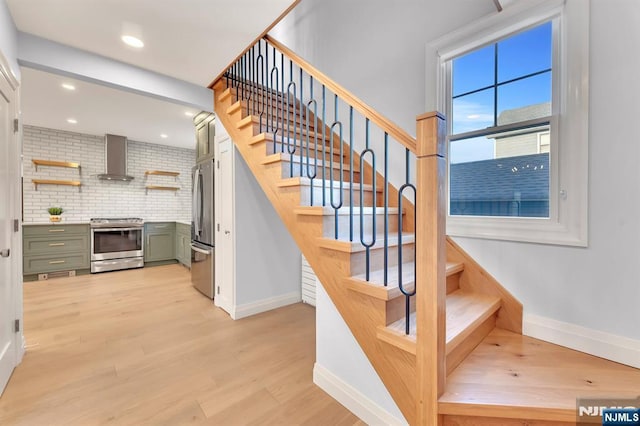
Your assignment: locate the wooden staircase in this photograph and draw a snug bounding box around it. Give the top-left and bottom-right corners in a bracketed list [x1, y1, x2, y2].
[211, 36, 640, 425]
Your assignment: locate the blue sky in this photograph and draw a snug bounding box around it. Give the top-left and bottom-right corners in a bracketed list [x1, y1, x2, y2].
[450, 22, 552, 163]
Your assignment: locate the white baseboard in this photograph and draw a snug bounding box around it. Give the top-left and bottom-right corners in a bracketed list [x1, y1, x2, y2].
[232, 291, 301, 320]
[313, 363, 408, 426]
[524, 313, 640, 369]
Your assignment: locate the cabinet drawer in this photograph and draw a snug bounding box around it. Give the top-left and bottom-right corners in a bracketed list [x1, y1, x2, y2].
[24, 252, 90, 274]
[23, 224, 89, 237]
[145, 222, 175, 233]
[24, 234, 89, 255]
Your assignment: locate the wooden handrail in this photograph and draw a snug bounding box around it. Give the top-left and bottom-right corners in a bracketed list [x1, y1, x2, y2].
[207, 0, 301, 89]
[263, 34, 418, 154]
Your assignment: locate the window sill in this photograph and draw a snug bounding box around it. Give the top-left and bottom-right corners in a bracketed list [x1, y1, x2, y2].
[447, 214, 587, 247]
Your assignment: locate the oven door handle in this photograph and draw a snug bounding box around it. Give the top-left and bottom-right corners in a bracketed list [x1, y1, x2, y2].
[190, 244, 211, 255]
[91, 227, 142, 232]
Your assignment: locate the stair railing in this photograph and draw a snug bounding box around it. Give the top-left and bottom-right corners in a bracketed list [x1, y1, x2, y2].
[216, 35, 446, 423]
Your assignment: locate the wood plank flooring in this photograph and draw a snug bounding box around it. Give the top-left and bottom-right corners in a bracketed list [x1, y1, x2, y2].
[0, 265, 363, 425]
[440, 328, 640, 422]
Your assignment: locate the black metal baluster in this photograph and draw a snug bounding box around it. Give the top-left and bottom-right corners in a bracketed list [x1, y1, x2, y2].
[305, 76, 318, 206]
[286, 60, 297, 177]
[280, 51, 285, 151]
[265, 41, 270, 134]
[349, 106, 354, 242]
[321, 85, 326, 206]
[398, 148, 416, 335]
[329, 95, 343, 239]
[257, 42, 265, 133]
[384, 133, 389, 287]
[360, 119, 376, 281]
[270, 48, 279, 155]
[299, 67, 304, 177]
[246, 49, 251, 113]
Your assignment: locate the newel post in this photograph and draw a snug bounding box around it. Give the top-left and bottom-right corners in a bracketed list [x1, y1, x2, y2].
[415, 111, 446, 425]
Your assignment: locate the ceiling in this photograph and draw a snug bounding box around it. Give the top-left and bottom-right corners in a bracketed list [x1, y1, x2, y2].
[7, 0, 296, 149]
[21, 67, 202, 149]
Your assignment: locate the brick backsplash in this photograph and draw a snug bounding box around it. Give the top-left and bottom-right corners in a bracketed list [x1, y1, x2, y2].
[23, 125, 195, 223]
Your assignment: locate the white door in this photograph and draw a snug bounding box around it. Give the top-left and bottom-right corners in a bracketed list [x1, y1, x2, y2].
[0, 63, 18, 396]
[214, 138, 234, 315]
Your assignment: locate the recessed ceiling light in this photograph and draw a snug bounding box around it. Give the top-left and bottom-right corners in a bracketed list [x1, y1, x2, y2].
[67, 118, 77, 124]
[184, 111, 194, 117]
[160, 134, 168, 138]
[122, 35, 144, 48]
[61, 83, 76, 91]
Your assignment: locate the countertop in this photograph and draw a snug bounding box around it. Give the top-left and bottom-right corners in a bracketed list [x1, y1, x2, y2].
[24, 220, 191, 226]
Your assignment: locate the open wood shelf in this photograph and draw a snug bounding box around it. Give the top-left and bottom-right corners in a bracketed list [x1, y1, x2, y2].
[145, 185, 180, 194]
[32, 179, 82, 191]
[32, 159, 81, 172]
[145, 170, 180, 177]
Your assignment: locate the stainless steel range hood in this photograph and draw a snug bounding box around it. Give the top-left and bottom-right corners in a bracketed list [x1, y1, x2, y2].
[97, 134, 134, 181]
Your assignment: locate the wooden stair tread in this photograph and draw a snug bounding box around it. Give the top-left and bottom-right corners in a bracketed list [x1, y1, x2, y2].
[261, 152, 360, 171]
[439, 328, 640, 422]
[377, 290, 500, 355]
[276, 177, 380, 192]
[345, 261, 464, 300]
[249, 133, 337, 153]
[318, 233, 415, 253]
[294, 206, 401, 216]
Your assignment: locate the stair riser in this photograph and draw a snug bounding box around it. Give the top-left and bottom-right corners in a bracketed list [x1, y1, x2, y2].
[251, 117, 318, 134]
[350, 242, 415, 276]
[251, 124, 330, 144]
[300, 186, 380, 207]
[385, 273, 461, 325]
[241, 108, 306, 124]
[232, 89, 300, 106]
[264, 142, 344, 164]
[278, 162, 360, 182]
[232, 97, 307, 120]
[321, 211, 400, 239]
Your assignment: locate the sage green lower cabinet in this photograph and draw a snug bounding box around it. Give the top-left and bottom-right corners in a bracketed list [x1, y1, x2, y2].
[23, 224, 90, 279]
[175, 222, 191, 268]
[144, 222, 176, 263]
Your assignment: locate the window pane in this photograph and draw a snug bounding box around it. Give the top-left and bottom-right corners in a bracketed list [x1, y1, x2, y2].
[450, 126, 550, 218]
[452, 88, 494, 134]
[498, 22, 552, 83]
[497, 72, 551, 125]
[452, 44, 494, 96]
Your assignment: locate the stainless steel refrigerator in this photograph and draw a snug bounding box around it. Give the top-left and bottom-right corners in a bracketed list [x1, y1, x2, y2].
[191, 160, 215, 298]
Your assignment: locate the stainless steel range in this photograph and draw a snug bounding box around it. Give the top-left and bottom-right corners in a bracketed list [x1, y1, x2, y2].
[90, 218, 144, 273]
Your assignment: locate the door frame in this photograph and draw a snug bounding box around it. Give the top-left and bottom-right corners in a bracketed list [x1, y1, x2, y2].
[0, 49, 23, 396]
[214, 132, 235, 316]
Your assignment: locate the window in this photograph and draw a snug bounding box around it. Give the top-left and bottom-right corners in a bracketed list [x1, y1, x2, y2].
[430, 0, 589, 246]
[450, 22, 552, 219]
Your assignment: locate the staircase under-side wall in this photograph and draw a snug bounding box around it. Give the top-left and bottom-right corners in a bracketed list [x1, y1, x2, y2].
[210, 35, 640, 426]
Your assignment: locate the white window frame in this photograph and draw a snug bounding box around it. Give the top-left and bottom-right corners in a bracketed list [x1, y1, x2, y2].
[429, 0, 589, 247]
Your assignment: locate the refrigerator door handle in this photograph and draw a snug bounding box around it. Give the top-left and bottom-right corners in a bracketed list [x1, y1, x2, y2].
[193, 168, 201, 238]
[190, 244, 211, 255]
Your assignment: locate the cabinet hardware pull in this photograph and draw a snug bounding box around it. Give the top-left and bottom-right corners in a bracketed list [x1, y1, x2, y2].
[49, 243, 65, 246]
[49, 260, 65, 264]
[49, 229, 65, 232]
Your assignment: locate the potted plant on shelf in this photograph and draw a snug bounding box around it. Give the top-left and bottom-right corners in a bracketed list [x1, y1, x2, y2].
[47, 207, 64, 223]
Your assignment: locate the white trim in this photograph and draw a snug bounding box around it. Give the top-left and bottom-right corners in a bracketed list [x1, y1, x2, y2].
[431, 0, 589, 247]
[523, 314, 640, 369]
[313, 363, 408, 426]
[231, 291, 301, 320]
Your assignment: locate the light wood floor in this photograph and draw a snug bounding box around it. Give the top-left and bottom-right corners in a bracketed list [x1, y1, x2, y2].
[0, 265, 363, 425]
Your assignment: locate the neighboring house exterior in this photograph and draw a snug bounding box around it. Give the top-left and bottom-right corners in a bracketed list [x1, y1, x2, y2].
[493, 103, 551, 158]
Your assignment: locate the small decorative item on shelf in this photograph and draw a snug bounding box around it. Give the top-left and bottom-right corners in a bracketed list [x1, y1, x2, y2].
[47, 207, 64, 223]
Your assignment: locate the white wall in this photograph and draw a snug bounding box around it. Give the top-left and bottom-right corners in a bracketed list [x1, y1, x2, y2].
[23, 125, 194, 223]
[233, 147, 302, 307]
[271, 0, 640, 417]
[0, 0, 19, 80]
[454, 0, 640, 341]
